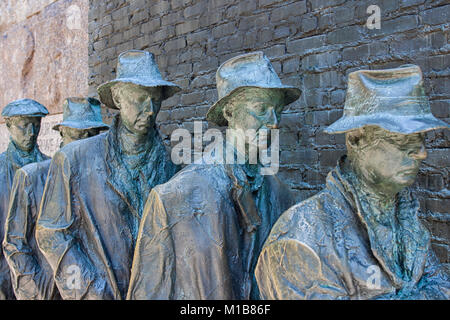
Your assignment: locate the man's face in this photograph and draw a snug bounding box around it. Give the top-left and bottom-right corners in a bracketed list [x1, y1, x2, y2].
[352, 128, 427, 195]
[224, 88, 284, 150]
[59, 127, 102, 147]
[112, 83, 162, 135]
[7, 116, 42, 152]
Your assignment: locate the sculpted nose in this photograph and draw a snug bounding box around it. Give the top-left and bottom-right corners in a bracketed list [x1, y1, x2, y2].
[144, 99, 155, 117]
[26, 124, 36, 136]
[410, 144, 427, 161]
[265, 108, 279, 129]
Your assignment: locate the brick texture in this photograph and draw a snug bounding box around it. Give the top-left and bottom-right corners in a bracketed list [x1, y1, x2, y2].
[88, 0, 450, 262]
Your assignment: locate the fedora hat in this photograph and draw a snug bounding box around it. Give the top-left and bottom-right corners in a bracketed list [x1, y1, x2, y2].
[325, 64, 449, 134]
[97, 50, 181, 109]
[53, 97, 109, 131]
[206, 51, 301, 126]
[2, 99, 49, 118]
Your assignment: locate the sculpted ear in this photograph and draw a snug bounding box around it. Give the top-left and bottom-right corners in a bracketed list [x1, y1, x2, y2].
[111, 85, 121, 109]
[346, 132, 359, 148]
[222, 104, 233, 123]
[346, 129, 365, 153]
[5, 118, 11, 129]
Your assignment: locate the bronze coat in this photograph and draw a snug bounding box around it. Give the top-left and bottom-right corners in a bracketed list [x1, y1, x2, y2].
[3, 160, 60, 300]
[127, 163, 294, 300]
[0, 142, 48, 300]
[256, 158, 449, 300]
[35, 123, 177, 300]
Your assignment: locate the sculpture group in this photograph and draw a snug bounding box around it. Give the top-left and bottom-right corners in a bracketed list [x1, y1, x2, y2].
[0, 50, 448, 300]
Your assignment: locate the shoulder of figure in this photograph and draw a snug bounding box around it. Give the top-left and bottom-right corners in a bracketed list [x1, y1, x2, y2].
[154, 164, 230, 196]
[20, 159, 51, 176]
[264, 190, 337, 251]
[57, 132, 107, 160]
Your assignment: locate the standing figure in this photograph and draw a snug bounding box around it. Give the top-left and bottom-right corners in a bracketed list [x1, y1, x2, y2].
[255, 65, 450, 300]
[0, 99, 49, 300]
[35, 51, 180, 299]
[127, 51, 301, 300]
[3, 97, 109, 300]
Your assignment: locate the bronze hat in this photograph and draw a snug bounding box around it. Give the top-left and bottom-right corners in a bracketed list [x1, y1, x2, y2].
[97, 50, 181, 109]
[53, 97, 109, 131]
[206, 51, 301, 126]
[2, 99, 49, 118]
[325, 64, 449, 134]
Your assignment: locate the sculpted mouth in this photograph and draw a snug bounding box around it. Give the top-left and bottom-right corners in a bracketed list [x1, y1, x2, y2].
[136, 121, 150, 127]
[400, 168, 418, 175]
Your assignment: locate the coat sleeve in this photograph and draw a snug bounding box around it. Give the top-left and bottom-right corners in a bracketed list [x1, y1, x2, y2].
[3, 169, 55, 300]
[126, 189, 175, 300]
[255, 239, 350, 300]
[35, 151, 108, 300]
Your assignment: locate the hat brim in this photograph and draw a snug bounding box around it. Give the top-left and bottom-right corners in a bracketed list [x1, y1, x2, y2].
[206, 85, 301, 126]
[53, 121, 110, 131]
[97, 78, 181, 109]
[325, 113, 450, 134]
[3, 113, 48, 118]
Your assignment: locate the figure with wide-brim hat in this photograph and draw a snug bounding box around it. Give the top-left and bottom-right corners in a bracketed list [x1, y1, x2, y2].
[127, 51, 300, 300]
[0, 98, 49, 300]
[3, 96, 109, 300]
[52, 97, 109, 147]
[256, 64, 449, 300]
[36, 50, 180, 300]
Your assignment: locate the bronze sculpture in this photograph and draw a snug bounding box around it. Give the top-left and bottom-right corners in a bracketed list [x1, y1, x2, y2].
[3, 97, 109, 300]
[0, 99, 49, 300]
[255, 65, 450, 300]
[127, 51, 301, 300]
[35, 50, 180, 299]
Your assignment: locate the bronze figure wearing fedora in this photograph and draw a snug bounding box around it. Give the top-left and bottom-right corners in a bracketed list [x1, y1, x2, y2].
[127, 52, 300, 300]
[255, 65, 450, 300]
[0, 99, 49, 300]
[3, 97, 108, 300]
[35, 51, 179, 300]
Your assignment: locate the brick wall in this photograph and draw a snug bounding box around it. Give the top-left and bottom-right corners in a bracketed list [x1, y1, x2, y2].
[88, 0, 449, 262]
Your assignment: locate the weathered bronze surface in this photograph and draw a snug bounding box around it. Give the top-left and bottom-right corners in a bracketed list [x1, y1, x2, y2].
[2, 98, 108, 300]
[255, 65, 450, 300]
[0, 99, 49, 300]
[35, 51, 179, 299]
[127, 52, 300, 300]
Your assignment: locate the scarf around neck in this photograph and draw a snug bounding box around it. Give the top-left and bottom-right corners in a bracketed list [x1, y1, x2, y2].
[334, 157, 430, 290]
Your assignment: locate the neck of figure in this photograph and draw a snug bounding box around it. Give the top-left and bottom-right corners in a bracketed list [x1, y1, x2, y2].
[225, 131, 264, 192]
[347, 159, 398, 211]
[117, 120, 154, 156]
[14, 143, 34, 156]
[10, 140, 36, 160]
[226, 129, 260, 167]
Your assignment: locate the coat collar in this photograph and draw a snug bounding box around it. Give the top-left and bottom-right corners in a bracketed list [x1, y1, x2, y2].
[329, 156, 430, 289]
[6, 141, 48, 172]
[104, 116, 177, 238]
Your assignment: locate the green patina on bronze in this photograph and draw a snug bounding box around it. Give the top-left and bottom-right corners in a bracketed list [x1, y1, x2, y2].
[127, 51, 301, 300]
[35, 51, 179, 300]
[256, 65, 449, 300]
[2, 97, 108, 300]
[0, 99, 49, 300]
